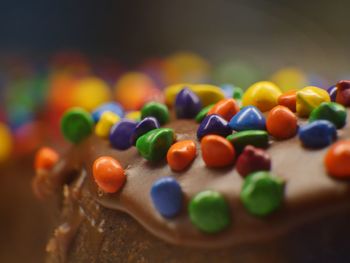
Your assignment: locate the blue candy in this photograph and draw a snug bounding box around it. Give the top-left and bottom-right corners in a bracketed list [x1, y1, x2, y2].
[229, 106, 266, 131]
[197, 114, 232, 140]
[130, 117, 160, 145]
[327, 85, 337, 102]
[298, 120, 337, 148]
[92, 102, 124, 122]
[175, 88, 202, 119]
[109, 119, 137, 150]
[150, 177, 183, 218]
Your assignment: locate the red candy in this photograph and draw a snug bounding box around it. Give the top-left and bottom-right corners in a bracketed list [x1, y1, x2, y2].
[236, 145, 271, 177]
[207, 98, 240, 121]
[335, 80, 350, 107]
[266, 105, 298, 140]
[201, 135, 235, 168]
[167, 140, 197, 171]
[34, 147, 59, 171]
[278, 90, 297, 112]
[324, 140, 350, 178]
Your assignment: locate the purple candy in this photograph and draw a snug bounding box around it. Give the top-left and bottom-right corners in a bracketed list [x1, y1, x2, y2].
[109, 119, 137, 150]
[175, 88, 202, 119]
[197, 114, 232, 140]
[130, 117, 160, 145]
[327, 85, 337, 102]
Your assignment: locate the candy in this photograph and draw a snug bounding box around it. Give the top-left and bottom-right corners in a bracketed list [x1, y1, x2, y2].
[324, 140, 350, 178]
[61, 107, 94, 143]
[278, 89, 297, 112]
[197, 114, 232, 140]
[270, 67, 307, 91]
[92, 156, 126, 193]
[34, 147, 59, 171]
[242, 81, 282, 112]
[226, 130, 269, 153]
[150, 177, 183, 218]
[95, 111, 120, 139]
[298, 120, 337, 148]
[109, 120, 137, 150]
[167, 140, 196, 171]
[220, 84, 243, 100]
[201, 135, 235, 168]
[240, 171, 284, 216]
[130, 117, 160, 145]
[236, 146, 271, 177]
[195, 104, 214, 123]
[91, 102, 124, 122]
[309, 102, 346, 129]
[207, 98, 240, 121]
[125, 111, 141, 121]
[141, 102, 169, 125]
[229, 106, 266, 131]
[175, 88, 202, 118]
[266, 105, 298, 140]
[188, 190, 230, 233]
[136, 128, 175, 161]
[233, 87, 244, 100]
[327, 85, 337, 102]
[0, 123, 13, 162]
[296, 86, 330, 117]
[335, 80, 350, 106]
[165, 84, 225, 107]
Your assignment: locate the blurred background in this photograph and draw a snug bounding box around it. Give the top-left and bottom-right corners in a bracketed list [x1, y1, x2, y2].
[0, 0, 349, 262]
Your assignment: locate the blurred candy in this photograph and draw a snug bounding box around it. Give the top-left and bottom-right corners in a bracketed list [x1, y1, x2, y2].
[270, 67, 307, 91]
[130, 117, 160, 145]
[197, 115, 232, 140]
[207, 98, 239, 122]
[92, 102, 124, 122]
[336, 80, 350, 107]
[92, 156, 126, 193]
[136, 128, 175, 161]
[95, 111, 120, 139]
[150, 177, 183, 218]
[299, 120, 337, 148]
[278, 90, 297, 112]
[189, 190, 230, 234]
[175, 88, 202, 119]
[324, 140, 350, 178]
[226, 130, 269, 153]
[309, 102, 346, 129]
[141, 102, 169, 125]
[233, 87, 244, 101]
[201, 135, 235, 168]
[229, 106, 266, 131]
[34, 147, 59, 171]
[195, 104, 214, 123]
[296, 86, 330, 117]
[240, 171, 284, 216]
[236, 146, 271, 177]
[61, 107, 94, 143]
[266, 106, 298, 140]
[242, 81, 282, 112]
[125, 111, 141, 121]
[0, 123, 13, 162]
[220, 84, 243, 100]
[327, 85, 337, 102]
[109, 120, 137, 150]
[167, 140, 196, 171]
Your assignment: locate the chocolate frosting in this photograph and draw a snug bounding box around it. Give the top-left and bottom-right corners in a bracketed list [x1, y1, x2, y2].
[34, 114, 350, 248]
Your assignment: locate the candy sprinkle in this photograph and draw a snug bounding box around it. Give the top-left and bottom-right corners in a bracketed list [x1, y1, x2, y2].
[236, 146, 271, 177]
[195, 104, 214, 123]
[296, 86, 330, 117]
[226, 130, 269, 153]
[95, 111, 120, 139]
[278, 89, 297, 112]
[189, 190, 231, 233]
[336, 80, 350, 106]
[309, 102, 347, 129]
[229, 106, 266, 131]
[197, 114, 232, 140]
[324, 140, 350, 179]
[266, 105, 298, 140]
[91, 102, 124, 122]
[201, 135, 235, 168]
[327, 85, 337, 102]
[34, 147, 59, 171]
[207, 98, 240, 121]
[141, 102, 169, 125]
[175, 87, 202, 119]
[167, 140, 196, 171]
[130, 117, 160, 145]
[109, 120, 137, 150]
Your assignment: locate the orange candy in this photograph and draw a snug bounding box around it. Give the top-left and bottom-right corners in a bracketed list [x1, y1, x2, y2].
[207, 98, 240, 121]
[201, 135, 235, 168]
[266, 105, 298, 140]
[34, 147, 59, 171]
[167, 140, 197, 171]
[324, 140, 350, 178]
[278, 90, 297, 112]
[92, 156, 126, 193]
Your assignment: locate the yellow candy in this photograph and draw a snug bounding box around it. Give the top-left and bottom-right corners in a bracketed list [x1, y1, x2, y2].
[242, 81, 282, 112]
[95, 112, 120, 138]
[0, 123, 13, 162]
[270, 67, 307, 92]
[125, 111, 141, 121]
[165, 83, 225, 107]
[296, 86, 330, 117]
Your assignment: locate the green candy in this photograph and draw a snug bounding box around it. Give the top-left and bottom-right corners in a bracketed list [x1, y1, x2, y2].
[240, 171, 284, 216]
[195, 104, 214, 123]
[189, 190, 231, 234]
[141, 102, 170, 125]
[61, 107, 94, 143]
[136, 128, 174, 161]
[233, 87, 243, 100]
[309, 102, 347, 129]
[226, 130, 269, 153]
